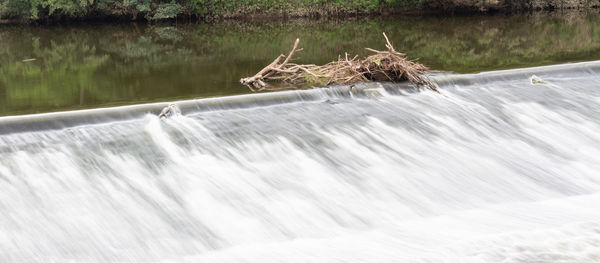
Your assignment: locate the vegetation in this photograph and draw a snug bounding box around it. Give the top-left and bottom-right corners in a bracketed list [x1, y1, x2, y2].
[0, 0, 426, 21]
[1, 0, 598, 21]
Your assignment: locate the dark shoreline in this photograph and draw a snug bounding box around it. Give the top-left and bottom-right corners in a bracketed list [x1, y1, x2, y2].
[1, 4, 598, 25]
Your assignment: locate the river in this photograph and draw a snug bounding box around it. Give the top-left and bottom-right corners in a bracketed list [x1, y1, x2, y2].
[1, 11, 600, 263]
[1, 11, 600, 116]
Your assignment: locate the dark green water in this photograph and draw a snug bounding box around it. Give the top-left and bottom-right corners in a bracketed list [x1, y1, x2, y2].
[1, 11, 600, 116]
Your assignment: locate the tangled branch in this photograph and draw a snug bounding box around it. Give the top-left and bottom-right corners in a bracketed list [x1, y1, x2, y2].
[240, 33, 436, 92]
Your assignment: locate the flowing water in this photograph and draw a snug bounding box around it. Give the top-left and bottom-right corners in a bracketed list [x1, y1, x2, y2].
[1, 61, 600, 262]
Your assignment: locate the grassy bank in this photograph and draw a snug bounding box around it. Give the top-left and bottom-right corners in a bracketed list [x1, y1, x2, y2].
[0, 0, 599, 22]
[0, 0, 424, 22]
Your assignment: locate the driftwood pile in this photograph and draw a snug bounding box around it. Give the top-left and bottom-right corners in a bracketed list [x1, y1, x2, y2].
[240, 33, 435, 92]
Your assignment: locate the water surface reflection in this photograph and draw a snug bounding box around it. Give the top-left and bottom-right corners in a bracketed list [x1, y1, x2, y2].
[0, 11, 599, 115]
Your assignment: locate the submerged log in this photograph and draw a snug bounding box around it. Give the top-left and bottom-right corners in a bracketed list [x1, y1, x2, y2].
[240, 33, 436, 92]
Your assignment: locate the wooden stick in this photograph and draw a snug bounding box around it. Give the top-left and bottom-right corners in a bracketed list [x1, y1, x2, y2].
[240, 54, 285, 86]
[383, 32, 395, 52]
[279, 38, 300, 68]
[263, 39, 301, 79]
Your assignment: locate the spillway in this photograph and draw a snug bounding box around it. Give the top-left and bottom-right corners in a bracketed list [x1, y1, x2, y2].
[2, 61, 600, 262]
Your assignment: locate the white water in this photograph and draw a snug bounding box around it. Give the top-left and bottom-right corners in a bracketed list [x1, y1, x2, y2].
[1, 65, 600, 262]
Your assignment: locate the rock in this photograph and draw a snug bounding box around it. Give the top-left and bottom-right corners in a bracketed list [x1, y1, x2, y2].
[530, 75, 547, 85]
[158, 104, 182, 119]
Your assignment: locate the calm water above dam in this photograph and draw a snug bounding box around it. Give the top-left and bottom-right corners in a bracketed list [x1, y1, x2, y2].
[1, 11, 600, 116]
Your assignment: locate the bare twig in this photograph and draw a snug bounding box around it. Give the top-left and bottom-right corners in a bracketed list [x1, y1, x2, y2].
[240, 32, 435, 92]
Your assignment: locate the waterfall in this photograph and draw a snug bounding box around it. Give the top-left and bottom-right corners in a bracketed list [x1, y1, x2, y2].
[1, 61, 600, 262]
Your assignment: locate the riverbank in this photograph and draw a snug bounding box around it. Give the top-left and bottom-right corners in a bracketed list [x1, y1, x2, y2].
[1, 0, 599, 23]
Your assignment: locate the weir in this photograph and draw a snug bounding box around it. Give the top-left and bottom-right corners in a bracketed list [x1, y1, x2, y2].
[2, 60, 600, 134]
[1, 61, 600, 262]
